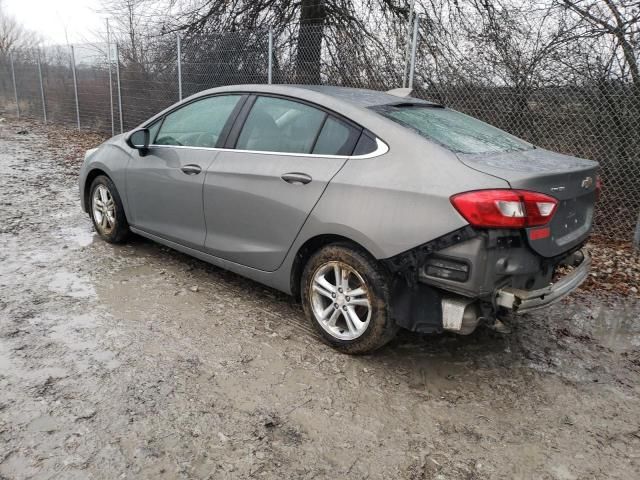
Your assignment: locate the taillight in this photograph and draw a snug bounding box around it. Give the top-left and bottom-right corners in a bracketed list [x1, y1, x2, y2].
[450, 189, 558, 228]
[595, 175, 602, 202]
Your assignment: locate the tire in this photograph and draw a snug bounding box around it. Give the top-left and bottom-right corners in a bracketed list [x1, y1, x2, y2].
[89, 175, 130, 243]
[301, 242, 398, 354]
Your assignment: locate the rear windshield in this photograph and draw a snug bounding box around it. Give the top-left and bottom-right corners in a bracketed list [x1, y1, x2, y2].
[371, 104, 533, 154]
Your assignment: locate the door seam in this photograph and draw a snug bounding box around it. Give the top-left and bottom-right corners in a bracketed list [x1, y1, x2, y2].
[270, 156, 351, 272]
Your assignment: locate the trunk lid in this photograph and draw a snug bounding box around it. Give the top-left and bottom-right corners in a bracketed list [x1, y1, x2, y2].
[457, 148, 599, 258]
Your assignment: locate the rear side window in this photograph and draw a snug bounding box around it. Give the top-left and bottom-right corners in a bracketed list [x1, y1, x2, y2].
[236, 96, 326, 154]
[155, 95, 241, 148]
[353, 132, 378, 156]
[312, 117, 360, 155]
[372, 105, 532, 154]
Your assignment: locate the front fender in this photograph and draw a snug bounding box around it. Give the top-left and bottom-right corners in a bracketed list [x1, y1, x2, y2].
[79, 138, 133, 217]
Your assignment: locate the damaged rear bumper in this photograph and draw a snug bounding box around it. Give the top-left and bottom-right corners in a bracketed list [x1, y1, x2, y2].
[495, 251, 591, 313]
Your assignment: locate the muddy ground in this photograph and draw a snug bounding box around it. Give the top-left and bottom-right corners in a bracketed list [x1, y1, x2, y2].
[0, 119, 639, 480]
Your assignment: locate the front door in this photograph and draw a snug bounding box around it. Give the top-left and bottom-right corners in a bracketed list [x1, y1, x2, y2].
[126, 94, 244, 248]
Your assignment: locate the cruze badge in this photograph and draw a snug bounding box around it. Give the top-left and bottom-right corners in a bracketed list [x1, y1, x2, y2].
[581, 176, 594, 189]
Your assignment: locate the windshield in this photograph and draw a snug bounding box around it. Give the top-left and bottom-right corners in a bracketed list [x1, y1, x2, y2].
[372, 104, 533, 154]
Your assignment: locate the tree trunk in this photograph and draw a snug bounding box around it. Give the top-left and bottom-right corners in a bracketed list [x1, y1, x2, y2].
[296, 0, 326, 84]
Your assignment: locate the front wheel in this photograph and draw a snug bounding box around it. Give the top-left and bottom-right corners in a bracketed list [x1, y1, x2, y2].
[301, 243, 398, 354]
[89, 175, 130, 243]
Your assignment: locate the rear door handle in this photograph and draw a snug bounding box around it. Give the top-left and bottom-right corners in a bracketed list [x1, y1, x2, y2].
[181, 164, 202, 175]
[281, 172, 312, 185]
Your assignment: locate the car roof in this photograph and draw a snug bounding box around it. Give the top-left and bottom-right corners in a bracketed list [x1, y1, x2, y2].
[193, 84, 437, 108]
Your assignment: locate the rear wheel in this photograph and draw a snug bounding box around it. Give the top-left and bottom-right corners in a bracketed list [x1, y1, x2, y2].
[301, 243, 398, 354]
[89, 175, 130, 243]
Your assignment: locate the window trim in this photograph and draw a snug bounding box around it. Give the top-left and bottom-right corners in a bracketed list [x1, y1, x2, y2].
[143, 140, 388, 160]
[142, 91, 389, 159]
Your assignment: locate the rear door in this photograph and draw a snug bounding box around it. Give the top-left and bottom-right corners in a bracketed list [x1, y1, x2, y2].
[203, 95, 361, 271]
[126, 94, 244, 248]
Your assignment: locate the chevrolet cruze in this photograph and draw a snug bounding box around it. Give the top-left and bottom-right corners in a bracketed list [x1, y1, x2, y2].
[79, 85, 599, 353]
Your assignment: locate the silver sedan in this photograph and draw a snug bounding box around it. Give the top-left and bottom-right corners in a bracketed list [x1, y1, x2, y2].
[79, 85, 599, 353]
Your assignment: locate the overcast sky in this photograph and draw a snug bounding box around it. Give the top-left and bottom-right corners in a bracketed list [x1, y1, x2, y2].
[4, 0, 103, 45]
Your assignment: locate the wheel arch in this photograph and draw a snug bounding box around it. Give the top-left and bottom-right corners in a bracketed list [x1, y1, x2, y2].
[83, 168, 111, 212]
[289, 234, 380, 300]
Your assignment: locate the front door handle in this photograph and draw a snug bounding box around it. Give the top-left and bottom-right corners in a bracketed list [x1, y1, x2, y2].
[281, 172, 312, 185]
[181, 164, 202, 175]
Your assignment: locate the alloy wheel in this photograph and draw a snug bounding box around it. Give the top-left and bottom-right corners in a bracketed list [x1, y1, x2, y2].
[310, 261, 372, 340]
[92, 184, 116, 235]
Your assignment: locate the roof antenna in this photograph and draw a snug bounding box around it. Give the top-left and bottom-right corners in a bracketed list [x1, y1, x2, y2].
[386, 88, 413, 98]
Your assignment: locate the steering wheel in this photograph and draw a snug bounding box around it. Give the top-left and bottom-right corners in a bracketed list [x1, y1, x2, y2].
[165, 137, 183, 146]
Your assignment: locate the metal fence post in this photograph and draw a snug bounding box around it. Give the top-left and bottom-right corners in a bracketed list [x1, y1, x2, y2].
[37, 53, 47, 124]
[408, 15, 419, 90]
[115, 42, 124, 133]
[9, 53, 19, 118]
[106, 19, 115, 136]
[268, 28, 273, 84]
[402, 0, 416, 88]
[177, 33, 183, 101]
[634, 214, 640, 250]
[70, 45, 81, 130]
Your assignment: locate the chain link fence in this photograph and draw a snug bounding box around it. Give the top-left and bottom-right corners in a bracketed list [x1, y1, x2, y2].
[0, 22, 638, 243]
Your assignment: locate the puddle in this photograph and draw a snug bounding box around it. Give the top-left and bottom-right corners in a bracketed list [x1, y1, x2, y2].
[0, 342, 13, 372]
[27, 415, 58, 433]
[567, 302, 640, 352]
[48, 271, 96, 299]
[56, 225, 95, 248]
[92, 350, 120, 370]
[590, 305, 640, 351]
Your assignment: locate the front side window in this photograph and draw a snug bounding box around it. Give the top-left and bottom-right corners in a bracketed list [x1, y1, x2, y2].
[372, 104, 533, 154]
[155, 95, 241, 148]
[147, 120, 162, 143]
[236, 96, 326, 154]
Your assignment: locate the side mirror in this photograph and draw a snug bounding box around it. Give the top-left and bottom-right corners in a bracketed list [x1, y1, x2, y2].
[126, 128, 150, 154]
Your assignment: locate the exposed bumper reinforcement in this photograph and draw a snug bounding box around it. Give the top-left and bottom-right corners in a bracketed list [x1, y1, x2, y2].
[495, 251, 591, 313]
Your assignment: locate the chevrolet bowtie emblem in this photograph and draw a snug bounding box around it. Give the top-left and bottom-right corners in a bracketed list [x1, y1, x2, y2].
[581, 176, 594, 189]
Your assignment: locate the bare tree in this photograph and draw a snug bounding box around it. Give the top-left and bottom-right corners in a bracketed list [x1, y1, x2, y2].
[0, 0, 40, 54]
[558, 0, 640, 86]
[163, 0, 410, 83]
[433, 1, 577, 139]
[100, 0, 166, 65]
